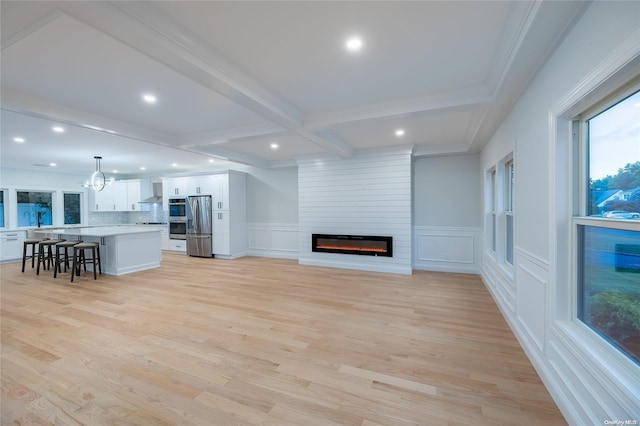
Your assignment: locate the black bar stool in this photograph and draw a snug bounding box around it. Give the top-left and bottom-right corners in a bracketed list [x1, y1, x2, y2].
[71, 242, 102, 282]
[53, 240, 82, 278]
[36, 239, 65, 275]
[21, 237, 49, 272]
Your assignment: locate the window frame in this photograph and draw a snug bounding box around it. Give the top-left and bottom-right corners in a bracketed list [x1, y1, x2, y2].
[16, 190, 55, 228]
[63, 192, 83, 225]
[504, 158, 515, 266]
[485, 154, 515, 272]
[0, 189, 6, 228]
[572, 82, 640, 365]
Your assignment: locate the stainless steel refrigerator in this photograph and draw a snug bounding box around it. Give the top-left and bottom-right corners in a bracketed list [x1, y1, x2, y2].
[186, 195, 213, 257]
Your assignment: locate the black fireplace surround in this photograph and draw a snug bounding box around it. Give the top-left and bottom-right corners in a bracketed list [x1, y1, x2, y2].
[312, 234, 393, 257]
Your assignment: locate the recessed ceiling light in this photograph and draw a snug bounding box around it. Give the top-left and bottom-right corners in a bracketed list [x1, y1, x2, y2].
[172, 163, 178, 167]
[346, 37, 363, 51]
[112, 170, 118, 173]
[142, 94, 157, 104]
[49, 163, 57, 167]
[395, 129, 405, 137]
[13, 137, 25, 143]
[140, 166, 146, 170]
[52, 126, 65, 133]
[208, 159, 215, 163]
[270, 143, 279, 149]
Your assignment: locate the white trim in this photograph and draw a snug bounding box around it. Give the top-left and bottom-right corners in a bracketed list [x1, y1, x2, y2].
[547, 27, 640, 423]
[247, 223, 299, 260]
[413, 226, 480, 274]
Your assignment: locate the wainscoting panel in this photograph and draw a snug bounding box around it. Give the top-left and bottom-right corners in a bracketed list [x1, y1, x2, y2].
[515, 248, 549, 353]
[413, 226, 480, 274]
[247, 223, 299, 259]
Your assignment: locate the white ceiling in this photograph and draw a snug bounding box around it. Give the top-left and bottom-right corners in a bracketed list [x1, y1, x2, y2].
[0, 0, 586, 178]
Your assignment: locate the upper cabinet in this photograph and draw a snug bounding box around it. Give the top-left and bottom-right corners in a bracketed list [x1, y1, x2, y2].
[162, 172, 233, 210]
[90, 179, 141, 212]
[188, 175, 216, 196]
[165, 178, 189, 197]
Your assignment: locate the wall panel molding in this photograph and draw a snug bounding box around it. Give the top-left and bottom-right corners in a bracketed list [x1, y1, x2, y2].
[413, 226, 480, 274]
[247, 223, 298, 259]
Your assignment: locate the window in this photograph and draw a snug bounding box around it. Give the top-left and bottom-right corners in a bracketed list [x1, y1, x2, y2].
[0, 191, 5, 228]
[486, 157, 515, 268]
[17, 191, 53, 227]
[504, 160, 514, 265]
[489, 168, 497, 253]
[64, 193, 82, 225]
[577, 87, 640, 365]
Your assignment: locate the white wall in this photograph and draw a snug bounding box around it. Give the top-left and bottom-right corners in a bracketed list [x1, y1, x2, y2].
[0, 167, 89, 229]
[245, 166, 298, 223]
[480, 1, 640, 423]
[242, 165, 299, 258]
[298, 149, 413, 274]
[414, 154, 481, 228]
[413, 154, 481, 273]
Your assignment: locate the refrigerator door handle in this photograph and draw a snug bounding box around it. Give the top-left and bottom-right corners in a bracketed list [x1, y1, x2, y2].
[189, 235, 210, 239]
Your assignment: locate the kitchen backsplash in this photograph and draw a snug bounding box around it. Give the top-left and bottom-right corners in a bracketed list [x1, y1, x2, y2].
[88, 205, 167, 225]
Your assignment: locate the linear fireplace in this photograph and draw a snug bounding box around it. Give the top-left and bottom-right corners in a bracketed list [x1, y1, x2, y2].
[312, 234, 393, 257]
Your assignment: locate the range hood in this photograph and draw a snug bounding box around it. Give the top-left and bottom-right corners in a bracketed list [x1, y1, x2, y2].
[139, 182, 163, 204]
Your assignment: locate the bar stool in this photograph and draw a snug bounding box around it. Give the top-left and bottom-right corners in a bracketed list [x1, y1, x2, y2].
[71, 242, 102, 282]
[36, 239, 65, 275]
[53, 240, 82, 278]
[21, 237, 49, 272]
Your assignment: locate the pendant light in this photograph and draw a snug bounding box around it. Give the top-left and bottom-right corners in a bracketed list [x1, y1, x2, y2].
[91, 156, 106, 191]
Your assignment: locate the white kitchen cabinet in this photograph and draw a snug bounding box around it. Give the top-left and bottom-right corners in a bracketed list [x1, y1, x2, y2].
[90, 179, 141, 212]
[188, 175, 216, 196]
[126, 180, 141, 211]
[92, 184, 115, 211]
[212, 211, 230, 255]
[0, 230, 26, 262]
[91, 180, 141, 212]
[167, 239, 186, 253]
[166, 178, 189, 197]
[113, 181, 128, 211]
[211, 174, 229, 211]
[211, 171, 246, 259]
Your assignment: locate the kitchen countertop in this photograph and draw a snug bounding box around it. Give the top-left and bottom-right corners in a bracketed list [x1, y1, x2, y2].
[34, 226, 162, 237]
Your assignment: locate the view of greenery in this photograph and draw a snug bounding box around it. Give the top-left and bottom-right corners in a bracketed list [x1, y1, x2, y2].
[581, 226, 640, 364]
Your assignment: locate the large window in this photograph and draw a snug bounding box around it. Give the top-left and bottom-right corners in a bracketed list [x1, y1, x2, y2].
[17, 191, 53, 227]
[577, 87, 640, 365]
[63, 193, 81, 225]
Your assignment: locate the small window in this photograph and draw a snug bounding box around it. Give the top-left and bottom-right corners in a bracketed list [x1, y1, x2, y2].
[17, 191, 53, 227]
[490, 168, 497, 253]
[505, 160, 514, 265]
[64, 193, 81, 225]
[0, 191, 5, 228]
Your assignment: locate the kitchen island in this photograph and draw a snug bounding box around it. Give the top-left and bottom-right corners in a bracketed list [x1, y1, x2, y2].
[34, 226, 161, 276]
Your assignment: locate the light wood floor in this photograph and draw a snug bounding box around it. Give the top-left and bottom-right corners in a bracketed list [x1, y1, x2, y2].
[1, 254, 566, 425]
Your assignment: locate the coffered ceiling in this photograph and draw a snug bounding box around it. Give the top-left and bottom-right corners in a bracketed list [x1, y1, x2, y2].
[0, 1, 586, 178]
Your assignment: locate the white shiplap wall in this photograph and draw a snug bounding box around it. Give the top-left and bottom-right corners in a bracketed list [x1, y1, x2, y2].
[298, 149, 413, 274]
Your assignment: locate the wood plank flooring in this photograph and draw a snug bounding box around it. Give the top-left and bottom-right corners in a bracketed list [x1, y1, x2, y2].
[1, 254, 566, 425]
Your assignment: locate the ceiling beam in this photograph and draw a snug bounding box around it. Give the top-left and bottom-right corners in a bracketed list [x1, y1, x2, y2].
[60, 1, 354, 160]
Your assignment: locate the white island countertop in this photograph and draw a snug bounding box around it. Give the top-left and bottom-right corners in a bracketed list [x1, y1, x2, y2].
[36, 226, 160, 237]
[33, 226, 162, 276]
